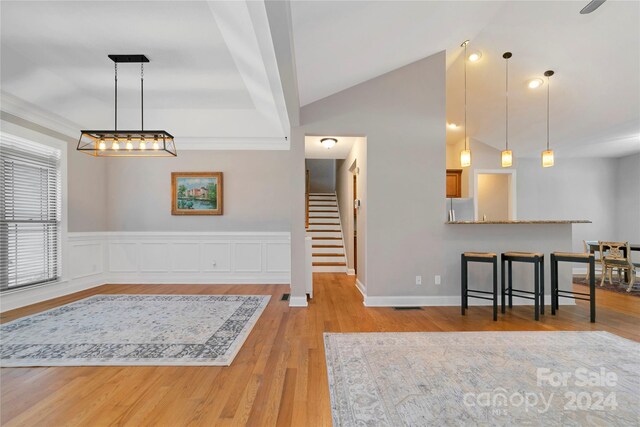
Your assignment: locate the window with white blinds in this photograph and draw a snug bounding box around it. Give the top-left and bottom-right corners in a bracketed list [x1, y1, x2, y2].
[1, 136, 61, 291]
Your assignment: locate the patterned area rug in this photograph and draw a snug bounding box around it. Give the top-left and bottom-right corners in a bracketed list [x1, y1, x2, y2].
[1, 294, 270, 367]
[573, 275, 639, 297]
[324, 332, 639, 426]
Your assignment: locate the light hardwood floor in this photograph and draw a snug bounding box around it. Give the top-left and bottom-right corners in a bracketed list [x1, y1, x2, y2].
[1, 274, 638, 426]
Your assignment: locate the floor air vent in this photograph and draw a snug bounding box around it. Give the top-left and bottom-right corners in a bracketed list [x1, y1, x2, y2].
[394, 306, 422, 310]
[281, 293, 290, 301]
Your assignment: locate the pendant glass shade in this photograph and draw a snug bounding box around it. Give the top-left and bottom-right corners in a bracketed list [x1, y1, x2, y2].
[542, 149, 555, 168]
[460, 149, 472, 168]
[501, 150, 513, 168]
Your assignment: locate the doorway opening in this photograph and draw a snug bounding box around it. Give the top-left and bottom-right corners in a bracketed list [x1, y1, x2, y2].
[473, 169, 517, 221]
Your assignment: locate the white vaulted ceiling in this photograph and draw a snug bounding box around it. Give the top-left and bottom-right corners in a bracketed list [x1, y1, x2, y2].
[1, 1, 290, 149]
[291, 0, 640, 157]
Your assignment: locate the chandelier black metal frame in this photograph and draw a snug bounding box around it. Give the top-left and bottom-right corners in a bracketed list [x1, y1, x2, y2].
[77, 54, 176, 157]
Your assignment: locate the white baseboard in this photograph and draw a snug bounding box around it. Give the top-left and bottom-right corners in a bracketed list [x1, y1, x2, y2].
[355, 278, 366, 298]
[364, 294, 572, 307]
[289, 296, 308, 307]
[346, 268, 356, 276]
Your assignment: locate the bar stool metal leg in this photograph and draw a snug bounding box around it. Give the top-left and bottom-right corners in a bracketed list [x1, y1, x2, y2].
[534, 258, 540, 321]
[508, 260, 513, 308]
[493, 257, 498, 321]
[551, 254, 557, 315]
[501, 254, 506, 314]
[540, 256, 545, 315]
[461, 254, 466, 315]
[589, 257, 596, 323]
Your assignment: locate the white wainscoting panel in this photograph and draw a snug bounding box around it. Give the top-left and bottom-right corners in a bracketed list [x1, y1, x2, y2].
[233, 243, 262, 272]
[109, 242, 139, 272]
[171, 242, 201, 272]
[1, 231, 292, 312]
[201, 242, 232, 272]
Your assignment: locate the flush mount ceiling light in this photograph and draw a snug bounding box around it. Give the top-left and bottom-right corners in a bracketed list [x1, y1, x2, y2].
[468, 51, 482, 62]
[447, 123, 460, 129]
[528, 78, 544, 89]
[320, 138, 338, 149]
[77, 55, 176, 157]
[459, 40, 472, 167]
[542, 70, 555, 167]
[501, 52, 513, 168]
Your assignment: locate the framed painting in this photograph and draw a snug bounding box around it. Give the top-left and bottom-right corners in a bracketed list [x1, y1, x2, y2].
[171, 172, 223, 215]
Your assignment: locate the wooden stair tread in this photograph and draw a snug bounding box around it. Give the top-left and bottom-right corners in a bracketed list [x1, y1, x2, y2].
[312, 237, 342, 240]
[312, 245, 344, 248]
[309, 223, 340, 226]
[312, 262, 347, 266]
[308, 216, 339, 219]
[306, 229, 341, 233]
[308, 210, 338, 213]
[313, 253, 344, 257]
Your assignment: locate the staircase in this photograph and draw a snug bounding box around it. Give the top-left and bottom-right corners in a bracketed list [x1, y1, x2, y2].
[306, 192, 347, 273]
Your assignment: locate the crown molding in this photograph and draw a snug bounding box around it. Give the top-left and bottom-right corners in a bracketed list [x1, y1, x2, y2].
[177, 137, 289, 150]
[1, 91, 82, 139]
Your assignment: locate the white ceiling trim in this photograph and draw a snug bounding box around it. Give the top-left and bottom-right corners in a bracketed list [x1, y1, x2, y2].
[178, 136, 289, 151]
[1, 91, 80, 140]
[207, 0, 289, 138]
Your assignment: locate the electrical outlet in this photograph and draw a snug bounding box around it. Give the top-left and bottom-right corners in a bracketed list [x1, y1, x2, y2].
[416, 276, 422, 285]
[435, 275, 441, 285]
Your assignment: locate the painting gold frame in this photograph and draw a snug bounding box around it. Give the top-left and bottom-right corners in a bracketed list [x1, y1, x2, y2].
[171, 172, 223, 215]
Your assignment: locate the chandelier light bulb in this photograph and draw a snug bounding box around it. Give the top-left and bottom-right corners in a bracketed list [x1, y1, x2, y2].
[126, 137, 133, 151]
[98, 140, 106, 151]
[139, 140, 146, 150]
[152, 138, 160, 150]
[112, 139, 120, 151]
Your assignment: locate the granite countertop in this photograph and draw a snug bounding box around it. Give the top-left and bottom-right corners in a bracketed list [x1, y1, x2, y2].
[446, 220, 592, 225]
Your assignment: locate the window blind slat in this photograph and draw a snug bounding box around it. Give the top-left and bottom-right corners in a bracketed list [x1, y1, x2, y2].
[1, 137, 61, 290]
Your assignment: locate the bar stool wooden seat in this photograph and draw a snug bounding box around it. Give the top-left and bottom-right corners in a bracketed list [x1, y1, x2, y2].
[501, 252, 545, 320]
[461, 252, 498, 321]
[551, 251, 596, 322]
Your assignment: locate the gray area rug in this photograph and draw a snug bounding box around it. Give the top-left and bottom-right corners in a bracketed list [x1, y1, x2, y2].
[1, 294, 270, 366]
[324, 331, 639, 426]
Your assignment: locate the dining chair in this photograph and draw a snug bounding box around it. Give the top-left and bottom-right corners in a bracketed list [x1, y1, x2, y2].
[599, 241, 636, 292]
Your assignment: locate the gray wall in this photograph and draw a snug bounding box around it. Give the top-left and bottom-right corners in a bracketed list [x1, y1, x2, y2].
[291, 51, 573, 300]
[305, 159, 336, 193]
[295, 51, 446, 297]
[477, 174, 509, 221]
[447, 139, 622, 252]
[335, 138, 367, 276]
[616, 153, 640, 243]
[106, 150, 291, 232]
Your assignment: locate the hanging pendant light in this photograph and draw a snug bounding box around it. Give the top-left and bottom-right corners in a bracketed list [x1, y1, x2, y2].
[541, 70, 555, 167]
[460, 40, 472, 168]
[501, 52, 513, 167]
[77, 55, 176, 157]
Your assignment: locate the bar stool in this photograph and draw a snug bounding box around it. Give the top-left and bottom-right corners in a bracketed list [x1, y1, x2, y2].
[501, 252, 544, 320]
[461, 252, 498, 321]
[551, 252, 596, 322]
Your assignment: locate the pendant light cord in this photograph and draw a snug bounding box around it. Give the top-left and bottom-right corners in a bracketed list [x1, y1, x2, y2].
[114, 63, 118, 131]
[463, 41, 468, 151]
[505, 56, 509, 151]
[546, 74, 550, 151]
[141, 64, 144, 131]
